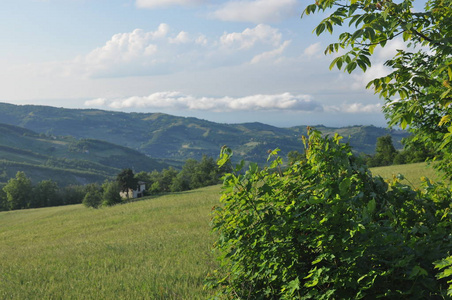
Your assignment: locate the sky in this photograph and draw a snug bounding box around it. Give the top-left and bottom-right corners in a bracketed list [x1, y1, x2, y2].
[0, 0, 403, 128]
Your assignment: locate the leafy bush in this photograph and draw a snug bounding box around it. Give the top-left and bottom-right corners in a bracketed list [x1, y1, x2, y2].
[210, 129, 452, 299]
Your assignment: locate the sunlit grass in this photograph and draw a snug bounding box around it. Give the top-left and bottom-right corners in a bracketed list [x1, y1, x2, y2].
[0, 185, 221, 299]
[370, 162, 447, 188]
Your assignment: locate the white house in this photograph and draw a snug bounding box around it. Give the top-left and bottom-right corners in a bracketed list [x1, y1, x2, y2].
[120, 181, 146, 199]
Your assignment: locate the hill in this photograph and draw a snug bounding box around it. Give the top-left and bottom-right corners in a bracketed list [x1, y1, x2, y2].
[0, 102, 409, 165]
[0, 123, 167, 186]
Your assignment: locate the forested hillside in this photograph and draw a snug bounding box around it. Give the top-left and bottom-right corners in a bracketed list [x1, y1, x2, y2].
[0, 123, 167, 186]
[0, 102, 408, 164]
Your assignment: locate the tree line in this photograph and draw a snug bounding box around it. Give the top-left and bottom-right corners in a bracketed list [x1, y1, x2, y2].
[363, 135, 436, 168]
[0, 172, 86, 211]
[0, 155, 229, 211]
[81, 155, 230, 208]
[287, 134, 436, 169]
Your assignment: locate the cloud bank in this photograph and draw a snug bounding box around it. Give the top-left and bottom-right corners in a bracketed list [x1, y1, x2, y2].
[85, 92, 382, 115]
[85, 92, 321, 112]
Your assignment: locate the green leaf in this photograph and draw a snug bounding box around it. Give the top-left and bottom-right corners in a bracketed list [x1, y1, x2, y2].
[339, 177, 351, 195]
[315, 23, 326, 36]
[409, 265, 428, 279]
[367, 199, 376, 215]
[286, 278, 300, 295]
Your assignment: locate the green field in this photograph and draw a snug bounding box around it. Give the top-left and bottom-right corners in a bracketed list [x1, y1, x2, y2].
[0, 185, 221, 299]
[370, 162, 447, 188]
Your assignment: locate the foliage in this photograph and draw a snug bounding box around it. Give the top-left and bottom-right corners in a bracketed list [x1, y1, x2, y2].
[3, 171, 33, 210]
[0, 171, 90, 211]
[59, 185, 86, 205]
[374, 135, 397, 165]
[141, 157, 226, 194]
[302, 0, 452, 176]
[171, 156, 222, 192]
[210, 129, 452, 299]
[287, 150, 306, 165]
[435, 255, 452, 297]
[31, 180, 60, 208]
[0, 185, 7, 211]
[366, 135, 398, 167]
[400, 134, 437, 164]
[82, 183, 102, 209]
[116, 168, 138, 199]
[102, 180, 122, 206]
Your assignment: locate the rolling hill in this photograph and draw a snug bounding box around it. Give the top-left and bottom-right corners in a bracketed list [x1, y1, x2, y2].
[0, 102, 409, 166]
[0, 123, 167, 186]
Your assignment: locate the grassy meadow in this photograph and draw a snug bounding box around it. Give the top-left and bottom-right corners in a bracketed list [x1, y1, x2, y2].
[0, 185, 221, 299]
[370, 162, 447, 188]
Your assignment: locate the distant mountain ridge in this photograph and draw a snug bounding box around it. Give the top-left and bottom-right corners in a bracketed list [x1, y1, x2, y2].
[0, 102, 409, 167]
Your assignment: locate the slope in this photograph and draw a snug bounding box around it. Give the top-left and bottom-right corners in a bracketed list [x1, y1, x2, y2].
[0, 185, 220, 299]
[0, 123, 167, 186]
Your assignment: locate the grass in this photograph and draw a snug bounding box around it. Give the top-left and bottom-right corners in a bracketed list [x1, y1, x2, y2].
[0, 185, 221, 299]
[370, 162, 447, 188]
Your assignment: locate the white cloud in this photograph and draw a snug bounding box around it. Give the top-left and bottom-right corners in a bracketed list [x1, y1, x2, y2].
[303, 42, 322, 58]
[55, 24, 291, 78]
[135, 0, 205, 9]
[325, 102, 382, 114]
[85, 91, 321, 112]
[251, 40, 291, 64]
[350, 63, 391, 90]
[377, 38, 407, 61]
[195, 35, 208, 46]
[220, 24, 282, 50]
[84, 98, 108, 106]
[69, 25, 171, 77]
[212, 0, 298, 23]
[169, 31, 190, 44]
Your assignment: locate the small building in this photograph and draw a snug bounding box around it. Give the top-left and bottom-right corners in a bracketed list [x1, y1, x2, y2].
[120, 181, 146, 199]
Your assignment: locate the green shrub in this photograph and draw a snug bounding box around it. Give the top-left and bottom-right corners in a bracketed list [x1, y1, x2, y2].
[210, 129, 452, 299]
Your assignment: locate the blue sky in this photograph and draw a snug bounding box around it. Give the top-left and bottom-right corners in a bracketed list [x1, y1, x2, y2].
[0, 0, 401, 127]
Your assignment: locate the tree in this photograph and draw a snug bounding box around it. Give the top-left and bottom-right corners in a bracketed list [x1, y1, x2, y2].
[82, 183, 102, 208]
[303, 0, 452, 176]
[0, 185, 7, 211]
[102, 180, 122, 206]
[31, 180, 59, 208]
[159, 167, 178, 192]
[374, 134, 398, 166]
[116, 168, 138, 199]
[59, 185, 86, 205]
[3, 171, 33, 210]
